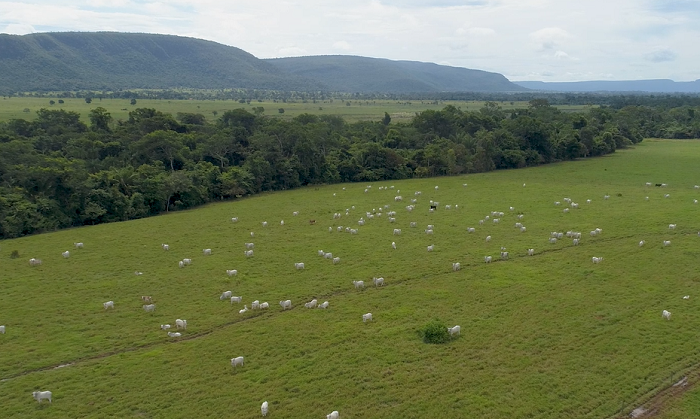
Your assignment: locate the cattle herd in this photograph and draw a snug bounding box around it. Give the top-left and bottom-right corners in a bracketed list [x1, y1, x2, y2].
[10, 179, 700, 417]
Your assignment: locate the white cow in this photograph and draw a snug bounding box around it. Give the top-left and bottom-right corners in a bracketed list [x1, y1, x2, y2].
[427, 245, 434, 252]
[183, 258, 192, 265]
[501, 251, 509, 260]
[639, 240, 645, 247]
[333, 257, 340, 264]
[305, 299, 318, 308]
[161, 243, 169, 251]
[592, 257, 603, 264]
[353, 280, 365, 289]
[324, 252, 333, 259]
[175, 319, 187, 329]
[167, 332, 181, 338]
[29, 258, 42, 266]
[484, 256, 492, 263]
[231, 217, 239, 222]
[251, 300, 260, 309]
[447, 325, 461, 336]
[327, 411, 340, 419]
[318, 301, 329, 309]
[520, 226, 527, 232]
[410, 222, 417, 228]
[143, 304, 156, 312]
[280, 220, 284, 226]
[262, 221, 268, 227]
[231, 356, 244, 369]
[363, 313, 373, 322]
[220, 291, 233, 300]
[32, 390, 52, 403]
[573, 239, 580, 246]
[683, 295, 690, 300]
[373, 277, 385, 287]
[486, 235, 491, 242]
[549, 238, 557, 244]
[262, 401, 269, 417]
[62, 251, 70, 258]
[663, 240, 671, 246]
[245, 250, 254, 257]
[452, 262, 461, 271]
[0, 325, 5, 334]
[293, 211, 299, 216]
[467, 227, 475, 233]
[74, 242, 84, 249]
[203, 248, 212, 255]
[260, 302, 269, 309]
[160, 324, 171, 330]
[527, 248, 535, 256]
[392, 242, 396, 249]
[179, 261, 185, 268]
[393, 228, 402, 235]
[425, 229, 434, 235]
[669, 224, 677, 230]
[245, 243, 255, 249]
[230, 296, 242, 304]
[226, 269, 238, 277]
[279, 300, 292, 310]
[239, 305, 249, 314]
[662, 310, 671, 320]
[103, 301, 114, 310]
[295, 262, 305, 270]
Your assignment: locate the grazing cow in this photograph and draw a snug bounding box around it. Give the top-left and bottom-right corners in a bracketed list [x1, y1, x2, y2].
[252, 300, 260, 309]
[305, 299, 318, 308]
[486, 235, 491, 242]
[226, 269, 238, 277]
[646, 182, 652, 186]
[239, 305, 249, 314]
[373, 277, 385, 287]
[32, 391, 52, 403]
[62, 251, 70, 258]
[327, 411, 340, 419]
[663, 240, 671, 246]
[484, 256, 492, 263]
[604, 195, 610, 200]
[230, 356, 245, 369]
[74, 242, 84, 249]
[29, 258, 42, 266]
[220, 291, 232, 300]
[259, 302, 269, 309]
[549, 238, 557, 244]
[501, 251, 509, 260]
[447, 325, 461, 336]
[230, 296, 242, 304]
[662, 310, 671, 320]
[333, 257, 340, 264]
[162, 244, 169, 251]
[392, 242, 397, 249]
[592, 257, 603, 264]
[318, 301, 329, 309]
[167, 332, 181, 337]
[639, 240, 645, 247]
[203, 248, 212, 255]
[262, 221, 268, 227]
[669, 224, 677, 230]
[295, 262, 305, 270]
[103, 301, 114, 310]
[479, 219, 485, 225]
[586, 199, 592, 204]
[251, 232, 255, 237]
[318, 250, 325, 256]
[183, 258, 192, 265]
[143, 304, 156, 312]
[245, 250, 254, 257]
[279, 300, 292, 310]
[427, 245, 434, 252]
[245, 243, 255, 249]
[527, 248, 535, 256]
[363, 313, 373, 322]
[410, 222, 417, 228]
[160, 324, 171, 330]
[573, 239, 579, 246]
[280, 220, 284, 226]
[683, 295, 690, 300]
[141, 296, 152, 303]
[393, 228, 402, 235]
[664, 194, 670, 198]
[520, 226, 527, 233]
[262, 401, 269, 417]
[175, 319, 187, 329]
[329, 227, 333, 232]
[555, 201, 561, 206]
[452, 262, 461, 271]
[324, 252, 333, 259]
[231, 217, 239, 222]
[350, 229, 358, 235]
[467, 227, 475, 233]
[563, 208, 570, 213]
[0, 325, 5, 334]
[179, 261, 185, 268]
[353, 280, 365, 289]
[425, 229, 434, 235]
[493, 218, 500, 224]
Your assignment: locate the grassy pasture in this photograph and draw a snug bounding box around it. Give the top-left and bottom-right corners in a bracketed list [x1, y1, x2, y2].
[1, 140, 699, 418]
[0, 96, 594, 124]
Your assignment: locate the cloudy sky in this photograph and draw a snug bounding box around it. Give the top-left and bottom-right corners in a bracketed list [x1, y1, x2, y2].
[1, 0, 698, 82]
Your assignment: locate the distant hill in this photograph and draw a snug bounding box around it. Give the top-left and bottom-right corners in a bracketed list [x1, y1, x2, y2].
[0, 32, 321, 93]
[515, 79, 700, 93]
[265, 55, 526, 93]
[0, 32, 525, 94]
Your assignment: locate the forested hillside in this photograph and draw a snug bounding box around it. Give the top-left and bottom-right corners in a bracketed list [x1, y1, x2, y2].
[0, 32, 320, 93]
[264, 56, 525, 93]
[7, 99, 700, 238]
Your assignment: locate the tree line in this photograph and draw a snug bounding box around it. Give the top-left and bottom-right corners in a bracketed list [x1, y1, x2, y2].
[1, 99, 697, 239]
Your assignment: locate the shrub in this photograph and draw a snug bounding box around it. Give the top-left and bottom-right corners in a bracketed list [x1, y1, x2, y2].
[10, 250, 19, 259]
[419, 319, 451, 344]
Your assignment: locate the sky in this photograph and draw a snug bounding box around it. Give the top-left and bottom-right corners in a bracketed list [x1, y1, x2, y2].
[1, 0, 699, 82]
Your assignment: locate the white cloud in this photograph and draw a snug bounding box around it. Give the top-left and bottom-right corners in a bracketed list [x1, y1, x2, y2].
[332, 41, 352, 51]
[2, 23, 36, 34]
[644, 48, 677, 62]
[529, 27, 571, 51]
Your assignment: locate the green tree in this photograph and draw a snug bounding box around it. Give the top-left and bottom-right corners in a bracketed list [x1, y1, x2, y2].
[85, 97, 92, 104]
[89, 107, 112, 132]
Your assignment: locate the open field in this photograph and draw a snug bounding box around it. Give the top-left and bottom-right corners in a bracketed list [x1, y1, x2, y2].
[0, 96, 595, 124]
[1, 140, 699, 418]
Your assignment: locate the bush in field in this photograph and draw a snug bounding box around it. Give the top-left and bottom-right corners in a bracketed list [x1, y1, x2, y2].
[420, 319, 451, 344]
[10, 250, 19, 259]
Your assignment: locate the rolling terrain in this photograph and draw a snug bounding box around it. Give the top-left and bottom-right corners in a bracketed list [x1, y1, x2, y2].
[1, 140, 700, 418]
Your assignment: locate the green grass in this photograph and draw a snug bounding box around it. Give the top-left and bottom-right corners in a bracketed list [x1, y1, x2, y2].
[1, 140, 699, 418]
[0, 96, 594, 124]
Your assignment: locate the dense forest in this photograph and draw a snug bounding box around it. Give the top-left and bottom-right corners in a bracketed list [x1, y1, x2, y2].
[1, 99, 698, 239]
